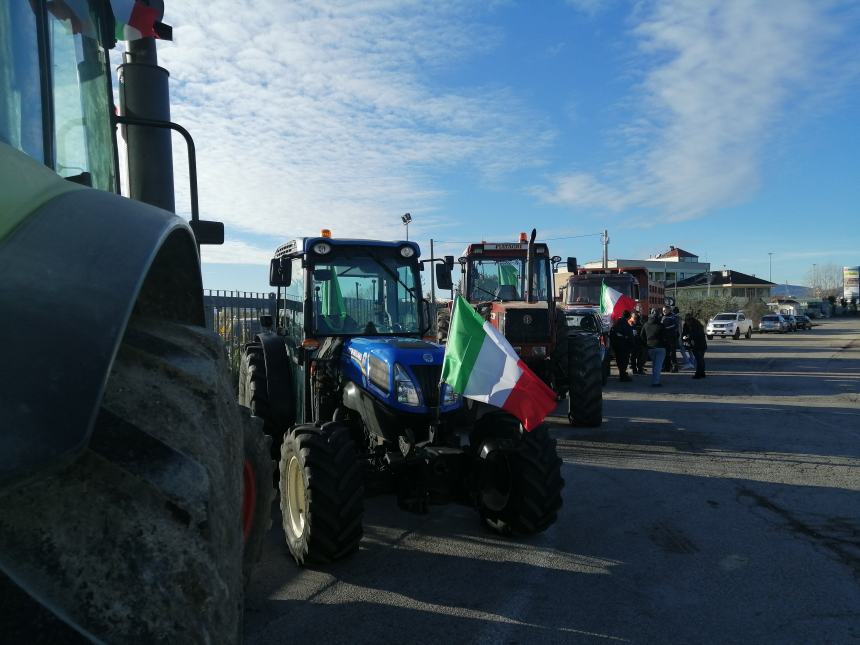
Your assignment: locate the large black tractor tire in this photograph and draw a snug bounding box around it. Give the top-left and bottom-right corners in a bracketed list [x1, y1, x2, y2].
[239, 343, 270, 422]
[567, 332, 603, 427]
[476, 423, 564, 535]
[0, 318, 244, 643]
[241, 412, 274, 588]
[279, 422, 364, 565]
[550, 310, 569, 398]
[436, 307, 451, 344]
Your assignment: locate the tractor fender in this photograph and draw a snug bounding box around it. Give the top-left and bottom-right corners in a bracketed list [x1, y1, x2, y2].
[254, 332, 295, 428]
[0, 177, 203, 489]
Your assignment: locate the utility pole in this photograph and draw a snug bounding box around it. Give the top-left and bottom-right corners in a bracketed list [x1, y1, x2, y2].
[768, 252, 773, 282]
[601, 229, 609, 269]
[430, 238, 435, 304]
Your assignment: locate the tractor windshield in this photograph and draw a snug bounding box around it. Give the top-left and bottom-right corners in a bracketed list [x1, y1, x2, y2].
[311, 252, 421, 336]
[568, 275, 634, 305]
[0, 0, 116, 190]
[467, 257, 550, 302]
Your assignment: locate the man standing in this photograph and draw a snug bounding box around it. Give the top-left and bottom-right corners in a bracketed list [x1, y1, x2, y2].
[661, 306, 679, 373]
[629, 311, 646, 374]
[610, 310, 634, 382]
[641, 312, 667, 387]
[683, 314, 708, 379]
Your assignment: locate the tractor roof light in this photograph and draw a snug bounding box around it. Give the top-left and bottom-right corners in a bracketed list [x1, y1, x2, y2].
[312, 241, 332, 255]
[400, 245, 415, 258]
[321, 229, 332, 238]
[519, 232, 527, 242]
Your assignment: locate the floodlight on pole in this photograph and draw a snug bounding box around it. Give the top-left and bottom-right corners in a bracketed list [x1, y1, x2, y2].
[401, 212, 412, 241]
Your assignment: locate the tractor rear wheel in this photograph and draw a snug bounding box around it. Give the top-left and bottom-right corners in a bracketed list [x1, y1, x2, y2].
[279, 422, 364, 565]
[241, 413, 274, 588]
[0, 317, 244, 643]
[550, 310, 569, 398]
[567, 332, 603, 427]
[477, 424, 564, 535]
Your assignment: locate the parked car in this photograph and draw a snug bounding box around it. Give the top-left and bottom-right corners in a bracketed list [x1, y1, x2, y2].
[566, 307, 611, 385]
[706, 312, 753, 340]
[784, 314, 798, 331]
[758, 314, 788, 333]
[795, 314, 812, 330]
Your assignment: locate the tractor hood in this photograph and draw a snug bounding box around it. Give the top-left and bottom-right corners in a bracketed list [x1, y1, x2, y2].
[341, 337, 459, 414]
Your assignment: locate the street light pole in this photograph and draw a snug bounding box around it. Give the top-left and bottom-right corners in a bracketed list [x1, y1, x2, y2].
[401, 212, 412, 241]
[768, 252, 773, 282]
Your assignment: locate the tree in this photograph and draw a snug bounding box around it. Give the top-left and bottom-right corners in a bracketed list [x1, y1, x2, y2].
[806, 263, 842, 298]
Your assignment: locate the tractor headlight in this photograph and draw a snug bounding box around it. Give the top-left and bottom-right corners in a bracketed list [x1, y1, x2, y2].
[394, 363, 420, 406]
[368, 355, 389, 393]
[441, 383, 459, 406]
[399, 245, 415, 258]
[312, 242, 332, 255]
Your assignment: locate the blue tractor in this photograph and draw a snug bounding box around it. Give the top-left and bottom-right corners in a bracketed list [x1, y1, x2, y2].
[239, 232, 565, 564]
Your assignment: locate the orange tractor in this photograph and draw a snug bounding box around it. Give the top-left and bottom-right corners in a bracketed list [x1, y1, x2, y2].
[436, 230, 602, 427]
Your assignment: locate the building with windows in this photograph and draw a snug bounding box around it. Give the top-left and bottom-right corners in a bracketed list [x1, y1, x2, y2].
[666, 270, 775, 304]
[581, 246, 711, 286]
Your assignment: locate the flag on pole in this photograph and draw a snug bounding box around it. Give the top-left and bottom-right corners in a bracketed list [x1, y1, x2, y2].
[110, 0, 160, 41]
[600, 282, 637, 321]
[441, 296, 557, 431]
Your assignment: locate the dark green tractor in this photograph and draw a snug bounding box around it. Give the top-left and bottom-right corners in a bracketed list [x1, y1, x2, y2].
[0, 1, 270, 641]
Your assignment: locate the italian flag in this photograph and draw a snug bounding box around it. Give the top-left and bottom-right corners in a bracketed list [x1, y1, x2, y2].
[600, 282, 637, 321]
[441, 296, 557, 431]
[110, 0, 160, 41]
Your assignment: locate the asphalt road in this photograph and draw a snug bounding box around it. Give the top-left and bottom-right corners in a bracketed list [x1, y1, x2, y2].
[245, 317, 860, 644]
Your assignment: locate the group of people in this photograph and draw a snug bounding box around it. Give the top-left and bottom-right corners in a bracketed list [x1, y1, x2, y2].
[609, 305, 708, 386]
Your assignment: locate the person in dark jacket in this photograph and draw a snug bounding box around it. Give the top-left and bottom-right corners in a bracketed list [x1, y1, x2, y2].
[661, 305, 679, 372]
[628, 311, 646, 374]
[610, 310, 634, 381]
[640, 313, 667, 386]
[683, 314, 708, 378]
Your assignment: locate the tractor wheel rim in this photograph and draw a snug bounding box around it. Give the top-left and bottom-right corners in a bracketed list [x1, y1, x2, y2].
[242, 459, 256, 541]
[286, 455, 307, 537]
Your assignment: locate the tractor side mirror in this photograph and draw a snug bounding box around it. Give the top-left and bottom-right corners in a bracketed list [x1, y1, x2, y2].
[435, 263, 453, 290]
[566, 256, 577, 273]
[445, 255, 455, 269]
[269, 258, 292, 286]
[190, 220, 224, 245]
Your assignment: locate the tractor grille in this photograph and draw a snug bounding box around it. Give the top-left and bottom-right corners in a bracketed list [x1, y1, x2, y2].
[411, 364, 442, 407]
[503, 308, 550, 343]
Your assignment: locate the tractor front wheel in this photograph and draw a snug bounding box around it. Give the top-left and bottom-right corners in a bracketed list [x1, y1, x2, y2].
[567, 333, 603, 427]
[477, 424, 564, 535]
[279, 422, 364, 565]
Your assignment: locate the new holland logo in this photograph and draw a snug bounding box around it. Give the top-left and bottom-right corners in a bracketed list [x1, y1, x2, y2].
[422, 353, 434, 363]
[523, 314, 533, 325]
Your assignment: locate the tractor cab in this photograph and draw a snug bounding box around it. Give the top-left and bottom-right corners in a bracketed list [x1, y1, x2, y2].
[264, 230, 460, 429]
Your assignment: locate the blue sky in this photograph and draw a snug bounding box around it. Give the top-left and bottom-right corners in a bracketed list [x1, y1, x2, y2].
[145, 0, 860, 292]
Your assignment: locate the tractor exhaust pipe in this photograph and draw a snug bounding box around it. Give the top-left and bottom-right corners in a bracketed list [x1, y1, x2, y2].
[525, 228, 537, 303]
[118, 35, 175, 213]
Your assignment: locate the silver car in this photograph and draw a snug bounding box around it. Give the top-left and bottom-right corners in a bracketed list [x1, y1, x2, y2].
[758, 314, 787, 333]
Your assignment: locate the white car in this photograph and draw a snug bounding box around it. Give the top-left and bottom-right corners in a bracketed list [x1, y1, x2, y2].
[706, 312, 753, 339]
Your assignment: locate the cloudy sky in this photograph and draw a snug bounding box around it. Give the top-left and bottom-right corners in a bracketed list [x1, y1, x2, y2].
[141, 0, 859, 290]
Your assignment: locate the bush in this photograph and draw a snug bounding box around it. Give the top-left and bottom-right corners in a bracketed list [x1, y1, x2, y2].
[675, 293, 736, 325]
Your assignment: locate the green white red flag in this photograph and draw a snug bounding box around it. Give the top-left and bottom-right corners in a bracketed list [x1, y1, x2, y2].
[440, 296, 557, 431]
[600, 282, 637, 321]
[110, 0, 160, 40]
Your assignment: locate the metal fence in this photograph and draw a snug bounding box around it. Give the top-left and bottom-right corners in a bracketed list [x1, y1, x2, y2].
[203, 290, 276, 376]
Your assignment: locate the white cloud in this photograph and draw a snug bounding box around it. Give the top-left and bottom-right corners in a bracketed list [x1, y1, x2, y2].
[541, 0, 855, 221]
[137, 0, 549, 246]
[200, 239, 274, 265]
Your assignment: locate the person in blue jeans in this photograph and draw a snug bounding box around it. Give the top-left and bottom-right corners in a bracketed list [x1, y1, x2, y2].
[640, 312, 667, 386]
